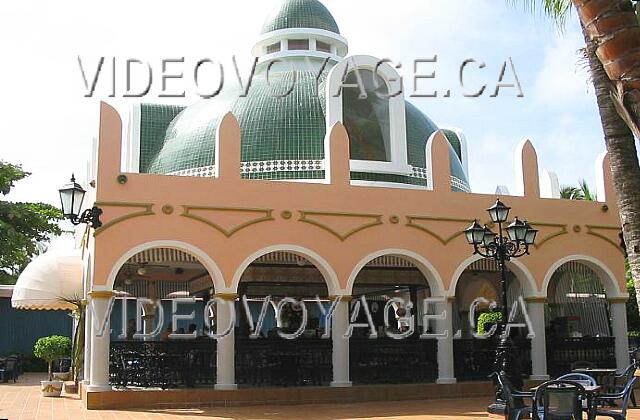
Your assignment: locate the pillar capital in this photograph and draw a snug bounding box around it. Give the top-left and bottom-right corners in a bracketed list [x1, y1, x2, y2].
[524, 296, 548, 304]
[213, 293, 239, 301]
[329, 295, 353, 302]
[88, 290, 115, 299]
[608, 297, 629, 304]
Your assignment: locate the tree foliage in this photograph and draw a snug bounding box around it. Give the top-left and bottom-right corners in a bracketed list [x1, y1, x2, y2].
[477, 311, 503, 335]
[0, 161, 63, 284]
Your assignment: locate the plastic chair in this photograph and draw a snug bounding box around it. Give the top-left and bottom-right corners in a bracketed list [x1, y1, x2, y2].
[558, 372, 598, 386]
[492, 373, 533, 420]
[594, 376, 638, 420]
[611, 364, 637, 407]
[0, 358, 18, 383]
[533, 380, 587, 420]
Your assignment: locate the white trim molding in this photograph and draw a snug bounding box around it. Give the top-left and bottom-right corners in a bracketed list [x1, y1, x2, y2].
[326, 55, 411, 177]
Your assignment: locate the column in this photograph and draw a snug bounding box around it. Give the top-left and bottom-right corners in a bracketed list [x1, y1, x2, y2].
[142, 303, 156, 342]
[527, 298, 549, 380]
[87, 291, 113, 392]
[610, 298, 630, 371]
[82, 301, 92, 385]
[331, 296, 352, 387]
[215, 294, 237, 390]
[436, 297, 456, 384]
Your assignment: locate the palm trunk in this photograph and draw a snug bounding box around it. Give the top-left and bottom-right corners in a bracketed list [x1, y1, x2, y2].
[581, 25, 640, 316]
[572, 0, 640, 138]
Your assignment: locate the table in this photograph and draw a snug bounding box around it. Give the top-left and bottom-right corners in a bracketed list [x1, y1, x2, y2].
[530, 384, 601, 420]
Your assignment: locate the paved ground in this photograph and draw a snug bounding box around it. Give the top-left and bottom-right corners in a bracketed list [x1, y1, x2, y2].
[2, 374, 640, 420]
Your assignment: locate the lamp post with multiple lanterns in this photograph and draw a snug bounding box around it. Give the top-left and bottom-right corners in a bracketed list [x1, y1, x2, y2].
[58, 175, 103, 228]
[464, 199, 538, 414]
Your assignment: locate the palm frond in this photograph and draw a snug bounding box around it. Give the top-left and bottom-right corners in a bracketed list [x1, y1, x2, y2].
[560, 185, 584, 200]
[507, 0, 573, 28]
[579, 178, 597, 201]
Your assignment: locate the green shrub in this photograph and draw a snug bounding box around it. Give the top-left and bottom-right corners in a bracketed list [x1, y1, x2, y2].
[477, 311, 502, 335]
[33, 335, 71, 380]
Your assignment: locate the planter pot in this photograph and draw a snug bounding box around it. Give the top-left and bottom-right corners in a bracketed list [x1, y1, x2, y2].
[41, 380, 63, 397]
[64, 382, 78, 394]
[52, 372, 70, 381]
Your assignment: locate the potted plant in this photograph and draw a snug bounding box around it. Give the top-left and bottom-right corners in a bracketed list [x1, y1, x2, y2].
[33, 335, 71, 397]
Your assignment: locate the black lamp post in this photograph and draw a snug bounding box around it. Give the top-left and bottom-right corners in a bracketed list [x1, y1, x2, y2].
[58, 174, 103, 228]
[464, 199, 538, 414]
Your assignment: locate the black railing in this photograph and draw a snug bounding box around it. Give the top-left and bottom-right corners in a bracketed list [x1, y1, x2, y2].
[454, 337, 532, 381]
[235, 338, 332, 387]
[110, 340, 216, 388]
[350, 338, 438, 384]
[546, 337, 616, 377]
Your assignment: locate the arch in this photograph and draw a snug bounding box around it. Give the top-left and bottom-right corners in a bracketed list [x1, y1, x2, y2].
[346, 249, 445, 296]
[542, 254, 624, 298]
[104, 240, 225, 292]
[230, 244, 340, 295]
[449, 254, 538, 298]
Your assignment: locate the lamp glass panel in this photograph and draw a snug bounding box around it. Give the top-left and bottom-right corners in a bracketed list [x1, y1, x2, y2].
[59, 188, 74, 217]
[525, 229, 538, 245]
[473, 228, 486, 244]
[515, 223, 527, 241]
[72, 187, 85, 216]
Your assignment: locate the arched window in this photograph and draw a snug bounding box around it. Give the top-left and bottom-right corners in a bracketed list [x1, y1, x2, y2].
[342, 69, 391, 162]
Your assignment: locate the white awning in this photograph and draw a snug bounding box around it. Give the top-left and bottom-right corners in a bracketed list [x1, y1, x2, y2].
[11, 249, 83, 311]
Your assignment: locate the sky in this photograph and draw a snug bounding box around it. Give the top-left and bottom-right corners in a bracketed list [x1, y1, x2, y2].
[0, 0, 633, 207]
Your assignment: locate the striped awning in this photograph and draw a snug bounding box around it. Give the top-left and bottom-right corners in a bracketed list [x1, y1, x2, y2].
[11, 249, 83, 311]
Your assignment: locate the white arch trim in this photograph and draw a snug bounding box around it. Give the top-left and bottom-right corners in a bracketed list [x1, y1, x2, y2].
[542, 254, 625, 298]
[325, 54, 411, 176]
[345, 249, 445, 297]
[104, 240, 226, 292]
[230, 244, 340, 295]
[449, 254, 538, 298]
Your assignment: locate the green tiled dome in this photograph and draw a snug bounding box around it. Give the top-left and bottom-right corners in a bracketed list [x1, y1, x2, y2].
[261, 0, 340, 34]
[144, 65, 470, 190]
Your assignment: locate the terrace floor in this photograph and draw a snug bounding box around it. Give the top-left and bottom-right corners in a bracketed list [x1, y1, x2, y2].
[2, 374, 640, 420]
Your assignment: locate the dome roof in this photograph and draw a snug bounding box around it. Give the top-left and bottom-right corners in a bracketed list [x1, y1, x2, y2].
[261, 0, 340, 35]
[144, 65, 470, 191]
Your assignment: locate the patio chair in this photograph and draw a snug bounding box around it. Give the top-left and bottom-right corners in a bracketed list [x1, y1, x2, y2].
[0, 357, 18, 383]
[492, 372, 533, 420]
[557, 373, 597, 410]
[533, 380, 587, 420]
[558, 373, 598, 386]
[610, 364, 637, 407]
[594, 376, 638, 420]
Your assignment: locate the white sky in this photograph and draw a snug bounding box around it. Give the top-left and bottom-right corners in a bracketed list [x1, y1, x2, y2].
[1, 0, 633, 207]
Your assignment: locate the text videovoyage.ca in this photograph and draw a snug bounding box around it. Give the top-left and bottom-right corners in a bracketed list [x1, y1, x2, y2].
[91, 294, 535, 341]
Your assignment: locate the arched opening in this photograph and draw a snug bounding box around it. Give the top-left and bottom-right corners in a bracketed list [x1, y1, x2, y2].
[545, 261, 615, 376]
[343, 69, 391, 162]
[109, 247, 218, 388]
[349, 254, 437, 384]
[452, 258, 532, 381]
[235, 251, 332, 387]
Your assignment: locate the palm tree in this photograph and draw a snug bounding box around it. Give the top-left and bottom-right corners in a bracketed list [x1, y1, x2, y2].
[571, 0, 640, 139]
[560, 179, 597, 200]
[560, 185, 585, 200]
[516, 1, 640, 314]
